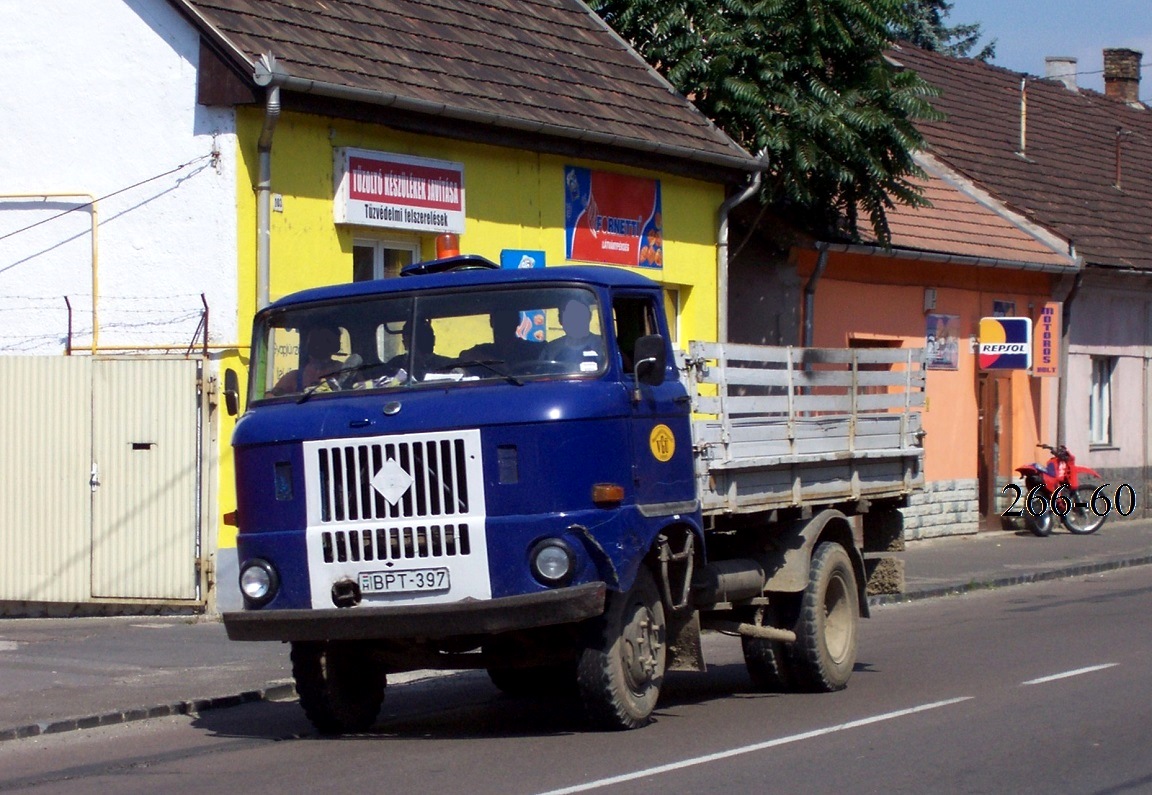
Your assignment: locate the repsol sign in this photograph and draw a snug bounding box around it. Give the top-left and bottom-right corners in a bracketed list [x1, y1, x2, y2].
[979, 317, 1032, 371]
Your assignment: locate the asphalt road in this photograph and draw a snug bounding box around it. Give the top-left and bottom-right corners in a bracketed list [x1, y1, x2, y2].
[2, 566, 1150, 795]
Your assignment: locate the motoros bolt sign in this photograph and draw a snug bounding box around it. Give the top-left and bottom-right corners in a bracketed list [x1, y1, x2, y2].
[978, 317, 1032, 370]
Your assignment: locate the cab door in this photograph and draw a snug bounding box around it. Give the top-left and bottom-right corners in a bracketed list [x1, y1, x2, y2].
[614, 293, 696, 513]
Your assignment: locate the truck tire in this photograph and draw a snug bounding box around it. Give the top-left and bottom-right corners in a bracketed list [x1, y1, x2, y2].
[741, 603, 795, 692]
[577, 566, 666, 730]
[291, 640, 385, 735]
[789, 542, 859, 692]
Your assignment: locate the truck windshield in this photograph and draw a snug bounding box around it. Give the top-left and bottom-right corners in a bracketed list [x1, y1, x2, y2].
[249, 285, 608, 401]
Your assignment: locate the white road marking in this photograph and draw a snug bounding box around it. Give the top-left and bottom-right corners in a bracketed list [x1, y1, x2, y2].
[1021, 663, 1118, 686]
[534, 697, 973, 795]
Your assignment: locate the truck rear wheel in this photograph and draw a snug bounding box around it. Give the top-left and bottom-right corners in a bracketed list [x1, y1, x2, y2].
[291, 640, 385, 735]
[577, 566, 666, 730]
[790, 542, 859, 692]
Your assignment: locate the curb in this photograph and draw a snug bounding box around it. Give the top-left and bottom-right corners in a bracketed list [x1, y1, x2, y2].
[868, 554, 1152, 607]
[0, 681, 297, 743]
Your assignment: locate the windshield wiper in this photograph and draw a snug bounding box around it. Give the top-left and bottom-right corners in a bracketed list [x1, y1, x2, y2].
[447, 358, 524, 386]
[296, 354, 369, 404]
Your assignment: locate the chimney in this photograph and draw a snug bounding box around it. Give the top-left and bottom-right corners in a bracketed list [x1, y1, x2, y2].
[1103, 48, 1142, 103]
[1045, 56, 1078, 91]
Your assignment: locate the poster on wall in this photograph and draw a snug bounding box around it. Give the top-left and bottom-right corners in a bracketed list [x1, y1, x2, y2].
[1033, 302, 1061, 377]
[564, 166, 662, 268]
[978, 316, 1032, 371]
[334, 148, 465, 234]
[925, 313, 960, 370]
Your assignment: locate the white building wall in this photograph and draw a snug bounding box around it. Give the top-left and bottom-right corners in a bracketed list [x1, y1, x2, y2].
[0, 0, 238, 354]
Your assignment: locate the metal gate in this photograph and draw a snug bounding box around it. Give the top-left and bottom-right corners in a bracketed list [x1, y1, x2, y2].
[0, 356, 206, 607]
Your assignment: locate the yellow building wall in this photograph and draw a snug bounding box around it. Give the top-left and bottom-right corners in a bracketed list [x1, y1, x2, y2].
[215, 107, 727, 554]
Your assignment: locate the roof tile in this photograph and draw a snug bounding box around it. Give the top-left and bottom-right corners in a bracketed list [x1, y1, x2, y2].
[894, 44, 1152, 270]
[181, 0, 755, 174]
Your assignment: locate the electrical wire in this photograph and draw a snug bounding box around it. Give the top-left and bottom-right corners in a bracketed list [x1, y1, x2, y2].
[0, 152, 215, 244]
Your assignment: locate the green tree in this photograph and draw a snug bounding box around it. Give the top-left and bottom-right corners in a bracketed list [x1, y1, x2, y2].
[893, 0, 995, 60]
[592, 0, 941, 244]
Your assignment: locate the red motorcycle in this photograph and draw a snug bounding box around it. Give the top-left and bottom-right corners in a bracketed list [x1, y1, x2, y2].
[1013, 444, 1107, 536]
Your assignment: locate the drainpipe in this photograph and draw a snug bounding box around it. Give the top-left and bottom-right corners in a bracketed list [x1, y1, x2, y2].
[804, 243, 830, 347]
[253, 53, 283, 310]
[1056, 268, 1083, 445]
[717, 159, 764, 344]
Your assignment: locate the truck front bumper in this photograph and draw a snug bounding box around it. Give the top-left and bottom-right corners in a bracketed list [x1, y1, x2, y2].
[223, 582, 607, 642]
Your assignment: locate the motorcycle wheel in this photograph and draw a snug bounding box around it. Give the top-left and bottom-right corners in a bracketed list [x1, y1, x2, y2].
[1025, 508, 1054, 537]
[1059, 488, 1108, 535]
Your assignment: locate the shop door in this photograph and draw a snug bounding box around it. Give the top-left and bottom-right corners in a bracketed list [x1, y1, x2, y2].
[977, 373, 1013, 528]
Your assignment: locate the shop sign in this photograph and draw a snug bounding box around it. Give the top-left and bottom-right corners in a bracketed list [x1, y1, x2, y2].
[1033, 302, 1061, 377]
[564, 166, 662, 268]
[978, 317, 1032, 370]
[334, 148, 464, 234]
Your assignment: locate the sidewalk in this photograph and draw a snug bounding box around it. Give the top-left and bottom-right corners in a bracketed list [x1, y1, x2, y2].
[2, 519, 1150, 741]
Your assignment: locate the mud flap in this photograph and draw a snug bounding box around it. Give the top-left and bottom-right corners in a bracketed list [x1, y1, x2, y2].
[665, 608, 706, 672]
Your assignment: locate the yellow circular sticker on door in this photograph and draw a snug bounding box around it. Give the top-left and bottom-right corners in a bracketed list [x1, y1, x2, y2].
[649, 424, 676, 462]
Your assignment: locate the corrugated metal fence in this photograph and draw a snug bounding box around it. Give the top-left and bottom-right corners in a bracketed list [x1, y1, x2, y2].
[0, 356, 207, 609]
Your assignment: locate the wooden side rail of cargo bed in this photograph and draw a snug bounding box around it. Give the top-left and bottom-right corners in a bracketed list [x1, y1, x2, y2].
[682, 342, 926, 514]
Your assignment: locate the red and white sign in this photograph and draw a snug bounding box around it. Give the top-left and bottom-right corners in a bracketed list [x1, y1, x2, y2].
[334, 149, 465, 234]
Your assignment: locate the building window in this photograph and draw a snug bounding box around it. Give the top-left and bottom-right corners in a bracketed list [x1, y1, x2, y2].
[1089, 356, 1115, 446]
[353, 239, 418, 282]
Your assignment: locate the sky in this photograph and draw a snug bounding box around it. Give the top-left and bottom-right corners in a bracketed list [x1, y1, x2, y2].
[948, 0, 1152, 97]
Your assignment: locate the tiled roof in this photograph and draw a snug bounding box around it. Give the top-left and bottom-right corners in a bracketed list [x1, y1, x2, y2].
[174, 0, 757, 179]
[866, 154, 1078, 271]
[892, 44, 1152, 271]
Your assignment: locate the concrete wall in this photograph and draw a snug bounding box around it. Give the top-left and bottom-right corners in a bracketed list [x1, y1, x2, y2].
[0, 0, 239, 354]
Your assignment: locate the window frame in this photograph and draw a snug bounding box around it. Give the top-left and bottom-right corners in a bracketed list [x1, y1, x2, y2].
[1088, 355, 1115, 447]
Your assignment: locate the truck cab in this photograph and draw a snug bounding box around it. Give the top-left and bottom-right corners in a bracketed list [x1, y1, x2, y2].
[226, 259, 700, 730]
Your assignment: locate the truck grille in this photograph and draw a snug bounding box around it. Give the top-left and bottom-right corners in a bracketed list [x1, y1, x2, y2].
[305, 430, 481, 524]
[320, 523, 471, 563]
[302, 430, 489, 608]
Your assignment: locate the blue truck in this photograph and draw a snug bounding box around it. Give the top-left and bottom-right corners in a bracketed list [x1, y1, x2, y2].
[222, 256, 924, 732]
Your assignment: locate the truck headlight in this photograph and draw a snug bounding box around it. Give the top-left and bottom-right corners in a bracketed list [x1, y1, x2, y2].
[239, 558, 279, 607]
[530, 539, 575, 586]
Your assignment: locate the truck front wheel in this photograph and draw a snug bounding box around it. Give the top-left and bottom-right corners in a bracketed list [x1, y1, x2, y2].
[577, 566, 666, 730]
[291, 640, 386, 735]
[790, 542, 859, 692]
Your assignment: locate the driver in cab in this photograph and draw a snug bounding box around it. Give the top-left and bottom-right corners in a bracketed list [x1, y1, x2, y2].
[269, 326, 343, 395]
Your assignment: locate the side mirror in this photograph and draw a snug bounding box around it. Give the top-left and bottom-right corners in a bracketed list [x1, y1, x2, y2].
[632, 334, 667, 389]
[224, 368, 240, 417]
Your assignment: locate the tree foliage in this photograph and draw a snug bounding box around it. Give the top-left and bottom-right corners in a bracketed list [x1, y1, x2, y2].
[591, 0, 942, 244]
[893, 0, 995, 60]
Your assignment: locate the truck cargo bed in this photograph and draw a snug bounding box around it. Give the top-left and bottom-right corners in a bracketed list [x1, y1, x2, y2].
[684, 342, 925, 515]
